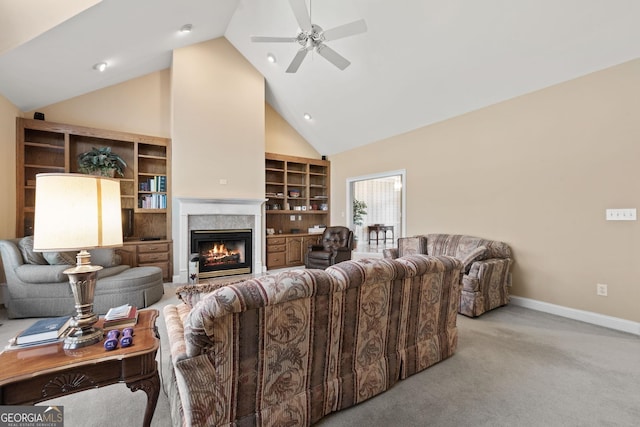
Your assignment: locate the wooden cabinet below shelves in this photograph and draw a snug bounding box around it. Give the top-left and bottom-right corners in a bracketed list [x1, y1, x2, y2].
[266, 234, 322, 270]
[266, 237, 286, 269]
[117, 240, 172, 281]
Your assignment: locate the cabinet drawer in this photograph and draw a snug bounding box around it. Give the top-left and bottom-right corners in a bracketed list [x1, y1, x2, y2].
[138, 252, 169, 263]
[267, 252, 286, 268]
[268, 237, 286, 245]
[268, 244, 286, 252]
[137, 243, 170, 253]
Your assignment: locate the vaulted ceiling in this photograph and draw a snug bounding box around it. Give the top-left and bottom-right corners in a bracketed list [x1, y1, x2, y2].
[1, 0, 639, 155]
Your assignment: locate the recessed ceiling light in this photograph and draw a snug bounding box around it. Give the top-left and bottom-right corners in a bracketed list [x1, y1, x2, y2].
[93, 62, 107, 72]
[267, 53, 276, 63]
[180, 24, 193, 33]
[303, 113, 312, 120]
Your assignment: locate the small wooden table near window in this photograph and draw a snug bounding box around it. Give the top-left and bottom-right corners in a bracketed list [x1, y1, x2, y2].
[0, 309, 160, 427]
[367, 224, 394, 245]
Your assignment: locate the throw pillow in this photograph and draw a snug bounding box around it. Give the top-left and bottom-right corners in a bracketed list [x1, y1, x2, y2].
[17, 236, 48, 265]
[43, 248, 122, 267]
[43, 251, 77, 265]
[89, 248, 121, 267]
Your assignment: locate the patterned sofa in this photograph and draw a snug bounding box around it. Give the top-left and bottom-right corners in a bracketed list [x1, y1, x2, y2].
[163, 254, 463, 426]
[383, 234, 513, 317]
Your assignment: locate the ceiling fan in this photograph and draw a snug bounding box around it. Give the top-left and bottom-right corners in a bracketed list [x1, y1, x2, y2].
[251, 0, 367, 73]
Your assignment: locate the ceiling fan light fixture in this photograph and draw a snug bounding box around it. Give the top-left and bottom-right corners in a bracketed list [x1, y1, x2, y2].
[250, 0, 367, 73]
[180, 24, 193, 33]
[267, 53, 277, 63]
[93, 62, 107, 72]
[303, 113, 312, 120]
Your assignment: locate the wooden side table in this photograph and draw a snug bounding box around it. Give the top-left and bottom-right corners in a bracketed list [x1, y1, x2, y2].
[367, 224, 394, 245]
[0, 309, 160, 427]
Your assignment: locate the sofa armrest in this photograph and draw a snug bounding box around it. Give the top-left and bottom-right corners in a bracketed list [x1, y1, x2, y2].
[14, 264, 69, 284]
[163, 303, 190, 363]
[462, 258, 512, 292]
[460, 245, 488, 272]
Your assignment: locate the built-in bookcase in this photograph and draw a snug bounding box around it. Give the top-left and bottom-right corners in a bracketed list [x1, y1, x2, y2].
[265, 152, 330, 269]
[16, 118, 173, 280]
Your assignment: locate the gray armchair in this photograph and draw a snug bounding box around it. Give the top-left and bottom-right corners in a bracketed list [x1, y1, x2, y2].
[305, 226, 354, 269]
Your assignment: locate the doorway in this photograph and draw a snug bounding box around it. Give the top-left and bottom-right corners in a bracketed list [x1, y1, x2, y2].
[347, 170, 406, 251]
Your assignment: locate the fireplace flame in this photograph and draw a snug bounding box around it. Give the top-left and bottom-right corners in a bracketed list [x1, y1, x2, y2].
[203, 243, 242, 266]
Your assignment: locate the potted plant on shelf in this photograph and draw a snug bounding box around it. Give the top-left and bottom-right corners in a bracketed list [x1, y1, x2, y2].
[78, 146, 127, 177]
[352, 199, 368, 249]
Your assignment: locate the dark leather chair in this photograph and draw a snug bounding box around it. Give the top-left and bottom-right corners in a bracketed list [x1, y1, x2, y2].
[305, 226, 354, 269]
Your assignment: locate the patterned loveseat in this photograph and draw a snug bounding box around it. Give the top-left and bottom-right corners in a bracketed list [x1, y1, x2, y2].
[383, 234, 513, 317]
[163, 254, 462, 426]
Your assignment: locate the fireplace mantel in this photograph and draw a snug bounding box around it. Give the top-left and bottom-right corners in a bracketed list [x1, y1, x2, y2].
[173, 197, 266, 283]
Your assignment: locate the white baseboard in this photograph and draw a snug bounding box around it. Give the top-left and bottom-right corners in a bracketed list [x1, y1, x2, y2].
[510, 296, 640, 336]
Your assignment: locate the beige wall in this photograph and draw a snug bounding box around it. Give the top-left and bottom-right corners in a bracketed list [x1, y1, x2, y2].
[0, 94, 20, 239]
[331, 58, 640, 323]
[171, 37, 265, 199]
[265, 103, 320, 158]
[0, 0, 101, 55]
[26, 69, 171, 138]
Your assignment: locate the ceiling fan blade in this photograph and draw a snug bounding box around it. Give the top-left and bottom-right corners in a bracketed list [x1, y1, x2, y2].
[286, 47, 310, 73]
[316, 44, 351, 70]
[322, 19, 368, 42]
[288, 0, 312, 32]
[251, 36, 297, 43]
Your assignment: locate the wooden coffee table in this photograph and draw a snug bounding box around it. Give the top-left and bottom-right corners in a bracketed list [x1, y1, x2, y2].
[0, 309, 160, 427]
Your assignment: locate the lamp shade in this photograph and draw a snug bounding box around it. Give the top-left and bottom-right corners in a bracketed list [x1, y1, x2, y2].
[33, 173, 123, 251]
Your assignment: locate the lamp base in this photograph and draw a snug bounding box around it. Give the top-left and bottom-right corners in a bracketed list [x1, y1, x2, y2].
[63, 250, 104, 349]
[63, 326, 104, 350]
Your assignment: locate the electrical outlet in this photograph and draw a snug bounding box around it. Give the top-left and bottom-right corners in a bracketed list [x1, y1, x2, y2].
[290, 215, 295, 221]
[596, 283, 608, 296]
[606, 208, 637, 221]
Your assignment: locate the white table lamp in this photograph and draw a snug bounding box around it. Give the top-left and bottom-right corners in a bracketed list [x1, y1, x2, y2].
[33, 173, 123, 349]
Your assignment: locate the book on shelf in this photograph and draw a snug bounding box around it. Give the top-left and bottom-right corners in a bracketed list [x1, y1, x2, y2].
[140, 176, 166, 193]
[103, 304, 138, 329]
[15, 316, 72, 346]
[138, 193, 167, 209]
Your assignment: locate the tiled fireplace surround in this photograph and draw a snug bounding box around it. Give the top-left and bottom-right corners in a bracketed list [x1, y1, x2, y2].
[173, 198, 265, 283]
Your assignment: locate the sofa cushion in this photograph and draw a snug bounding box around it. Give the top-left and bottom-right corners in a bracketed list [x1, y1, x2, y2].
[427, 234, 512, 261]
[397, 236, 427, 257]
[18, 236, 47, 265]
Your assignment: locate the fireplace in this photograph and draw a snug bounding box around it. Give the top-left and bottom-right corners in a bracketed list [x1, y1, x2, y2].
[191, 229, 252, 279]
